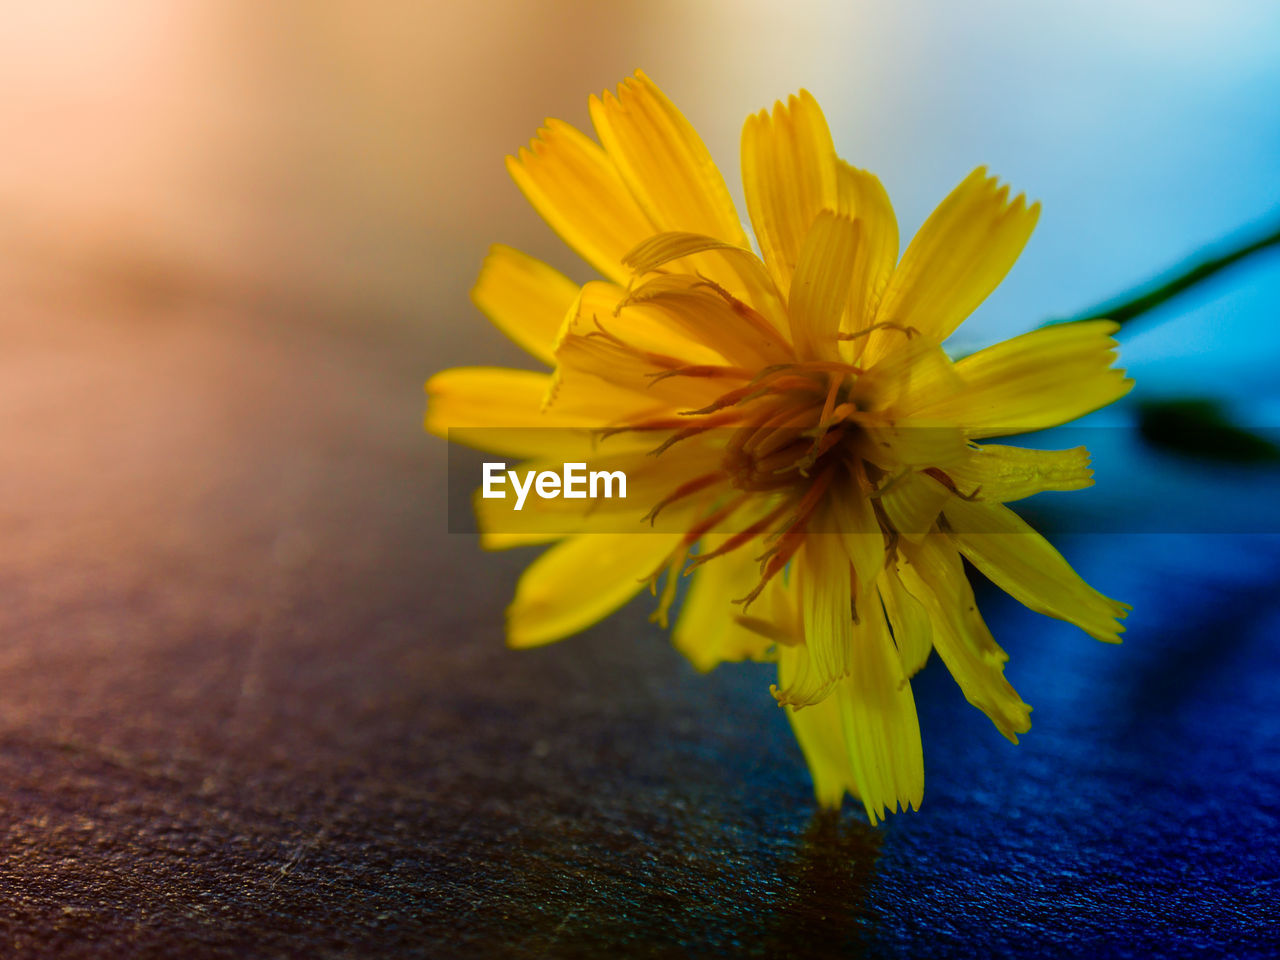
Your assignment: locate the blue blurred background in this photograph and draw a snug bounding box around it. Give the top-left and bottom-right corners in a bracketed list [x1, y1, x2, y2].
[1, 1, 1277, 955]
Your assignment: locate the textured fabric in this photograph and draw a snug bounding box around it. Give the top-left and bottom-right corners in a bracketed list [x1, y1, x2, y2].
[3, 302, 1276, 958]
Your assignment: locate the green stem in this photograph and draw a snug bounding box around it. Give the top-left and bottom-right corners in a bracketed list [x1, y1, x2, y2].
[1052, 216, 1280, 329]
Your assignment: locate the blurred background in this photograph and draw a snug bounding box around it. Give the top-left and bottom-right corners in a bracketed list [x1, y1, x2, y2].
[2, 1, 1278, 956]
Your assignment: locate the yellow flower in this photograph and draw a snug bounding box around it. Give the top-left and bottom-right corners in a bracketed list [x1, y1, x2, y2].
[426, 71, 1132, 823]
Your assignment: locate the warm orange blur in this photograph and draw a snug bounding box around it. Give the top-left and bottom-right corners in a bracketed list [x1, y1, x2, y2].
[0, 2, 668, 339]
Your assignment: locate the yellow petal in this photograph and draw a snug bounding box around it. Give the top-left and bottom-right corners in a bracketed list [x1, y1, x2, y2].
[572, 279, 734, 365]
[878, 471, 951, 541]
[590, 71, 748, 251]
[788, 210, 861, 361]
[621, 231, 790, 336]
[826, 480, 884, 598]
[867, 167, 1040, 362]
[507, 532, 683, 648]
[773, 637, 839, 709]
[793, 533, 853, 697]
[878, 564, 933, 678]
[908, 320, 1133, 438]
[618, 271, 789, 370]
[674, 536, 778, 671]
[507, 118, 655, 284]
[622, 231, 749, 275]
[835, 161, 899, 342]
[836, 605, 924, 824]
[560, 281, 721, 363]
[861, 419, 970, 471]
[944, 444, 1094, 502]
[785, 679, 856, 810]
[901, 537, 1032, 742]
[942, 498, 1129, 643]
[480, 530, 561, 551]
[471, 245, 580, 366]
[549, 282, 729, 416]
[851, 337, 965, 414]
[740, 90, 839, 296]
[782, 602, 925, 822]
[426, 366, 550, 427]
[424, 366, 596, 458]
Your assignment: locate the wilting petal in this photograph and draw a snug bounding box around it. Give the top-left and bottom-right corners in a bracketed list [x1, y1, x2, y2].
[774, 637, 839, 710]
[472, 245, 580, 365]
[549, 282, 730, 416]
[944, 444, 1094, 502]
[507, 119, 656, 283]
[621, 232, 790, 335]
[562, 280, 726, 363]
[909, 320, 1133, 438]
[590, 71, 748, 249]
[741, 90, 839, 296]
[618, 270, 789, 369]
[622, 231, 753, 275]
[902, 537, 1033, 742]
[943, 498, 1129, 643]
[507, 532, 684, 648]
[867, 167, 1039, 363]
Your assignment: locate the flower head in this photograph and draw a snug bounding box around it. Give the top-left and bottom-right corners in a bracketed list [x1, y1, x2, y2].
[426, 72, 1132, 823]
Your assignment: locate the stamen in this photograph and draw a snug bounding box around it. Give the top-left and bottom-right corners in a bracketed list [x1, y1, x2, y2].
[790, 375, 843, 475]
[924, 467, 982, 501]
[647, 363, 755, 385]
[684, 499, 792, 572]
[741, 404, 816, 457]
[736, 529, 805, 610]
[583, 314, 688, 371]
[754, 439, 817, 476]
[677, 494, 749, 550]
[649, 424, 719, 457]
[779, 360, 866, 377]
[648, 547, 689, 629]
[599, 409, 739, 443]
[680, 383, 761, 416]
[641, 471, 725, 525]
[835, 321, 920, 342]
[688, 274, 790, 352]
[771, 467, 835, 538]
[749, 424, 808, 460]
[790, 425, 848, 477]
